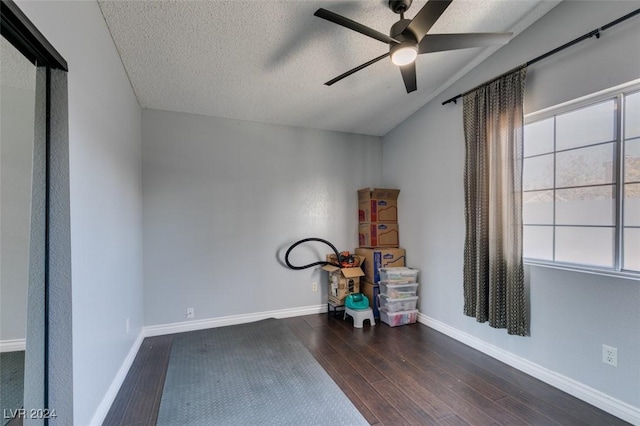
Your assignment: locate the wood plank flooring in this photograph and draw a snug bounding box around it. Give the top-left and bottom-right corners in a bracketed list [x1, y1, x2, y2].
[103, 313, 630, 426]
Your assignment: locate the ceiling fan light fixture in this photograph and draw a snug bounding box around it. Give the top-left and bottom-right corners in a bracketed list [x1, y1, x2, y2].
[390, 42, 418, 66]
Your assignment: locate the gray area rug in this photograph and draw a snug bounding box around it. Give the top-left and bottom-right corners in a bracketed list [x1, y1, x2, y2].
[0, 351, 25, 426]
[157, 318, 368, 426]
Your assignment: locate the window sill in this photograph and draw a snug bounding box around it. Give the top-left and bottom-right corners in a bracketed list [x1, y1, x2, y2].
[524, 260, 640, 281]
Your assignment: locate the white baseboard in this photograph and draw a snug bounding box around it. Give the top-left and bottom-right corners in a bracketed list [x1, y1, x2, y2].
[0, 338, 26, 352]
[417, 313, 640, 425]
[89, 331, 145, 426]
[143, 304, 326, 337]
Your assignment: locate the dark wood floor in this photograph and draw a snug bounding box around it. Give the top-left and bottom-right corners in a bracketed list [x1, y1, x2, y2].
[104, 313, 630, 426]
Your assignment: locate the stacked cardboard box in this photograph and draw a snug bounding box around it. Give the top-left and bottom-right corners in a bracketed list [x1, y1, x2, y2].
[356, 188, 404, 317]
[322, 254, 365, 306]
[358, 188, 400, 248]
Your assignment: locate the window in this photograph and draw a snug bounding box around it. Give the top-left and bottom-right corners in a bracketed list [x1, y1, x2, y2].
[523, 82, 640, 275]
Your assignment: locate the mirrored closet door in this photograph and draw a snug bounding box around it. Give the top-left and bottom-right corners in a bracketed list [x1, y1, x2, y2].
[1, 1, 69, 423]
[0, 33, 38, 426]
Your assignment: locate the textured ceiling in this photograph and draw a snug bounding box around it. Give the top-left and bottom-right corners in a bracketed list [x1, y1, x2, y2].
[98, 0, 559, 136]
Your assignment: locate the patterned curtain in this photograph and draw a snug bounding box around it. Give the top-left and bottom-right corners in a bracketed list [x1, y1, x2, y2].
[462, 67, 528, 336]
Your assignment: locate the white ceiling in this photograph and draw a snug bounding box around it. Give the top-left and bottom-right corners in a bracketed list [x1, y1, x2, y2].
[97, 0, 560, 136]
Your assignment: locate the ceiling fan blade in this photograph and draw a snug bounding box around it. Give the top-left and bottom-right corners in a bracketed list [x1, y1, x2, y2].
[325, 53, 390, 86]
[399, 63, 417, 93]
[405, 0, 453, 42]
[314, 8, 398, 45]
[418, 33, 513, 54]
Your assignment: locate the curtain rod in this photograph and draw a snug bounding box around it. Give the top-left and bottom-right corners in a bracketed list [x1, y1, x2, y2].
[441, 8, 640, 106]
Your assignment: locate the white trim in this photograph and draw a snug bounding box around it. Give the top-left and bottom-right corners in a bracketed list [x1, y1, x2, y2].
[143, 304, 326, 337]
[88, 331, 145, 426]
[0, 338, 26, 352]
[417, 313, 640, 425]
[525, 260, 640, 281]
[526, 78, 640, 121]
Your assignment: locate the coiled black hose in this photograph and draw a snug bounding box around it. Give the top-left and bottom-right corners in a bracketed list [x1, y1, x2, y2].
[284, 237, 341, 270]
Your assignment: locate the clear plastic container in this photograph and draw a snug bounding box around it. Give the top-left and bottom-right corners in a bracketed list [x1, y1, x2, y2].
[378, 294, 418, 312]
[379, 308, 418, 327]
[378, 282, 418, 298]
[379, 267, 419, 283]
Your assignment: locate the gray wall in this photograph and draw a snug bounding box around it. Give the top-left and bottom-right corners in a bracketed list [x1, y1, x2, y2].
[142, 109, 382, 326]
[0, 84, 34, 341]
[12, 0, 639, 422]
[382, 0, 640, 410]
[17, 1, 144, 425]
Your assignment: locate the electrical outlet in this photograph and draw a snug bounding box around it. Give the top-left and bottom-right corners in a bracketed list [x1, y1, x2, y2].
[602, 344, 617, 367]
[186, 307, 195, 319]
[312, 282, 318, 292]
[126, 317, 130, 334]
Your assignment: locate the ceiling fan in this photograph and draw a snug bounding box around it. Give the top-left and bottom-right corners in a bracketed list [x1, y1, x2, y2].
[314, 0, 513, 93]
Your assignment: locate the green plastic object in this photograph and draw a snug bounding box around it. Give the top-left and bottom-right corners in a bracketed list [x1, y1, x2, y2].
[345, 293, 369, 310]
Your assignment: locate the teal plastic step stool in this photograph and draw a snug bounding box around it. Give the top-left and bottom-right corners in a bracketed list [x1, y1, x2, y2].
[343, 294, 375, 328]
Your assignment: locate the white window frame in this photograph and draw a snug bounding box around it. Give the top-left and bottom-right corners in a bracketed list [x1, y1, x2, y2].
[523, 79, 640, 280]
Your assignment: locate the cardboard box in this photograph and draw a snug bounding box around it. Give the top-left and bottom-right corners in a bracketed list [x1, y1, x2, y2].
[360, 280, 380, 318]
[322, 255, 365, 304]
[358, 222, 399, 248]
[358, 188, 400, 223]
[328, 295, 344, 306]
[355, 248, 406, 284]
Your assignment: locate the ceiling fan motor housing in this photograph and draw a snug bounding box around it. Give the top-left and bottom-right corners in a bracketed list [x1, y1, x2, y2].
[389, 19, 418, 66]
[389, 0, 413, 15]
[390, 19, 413, 41]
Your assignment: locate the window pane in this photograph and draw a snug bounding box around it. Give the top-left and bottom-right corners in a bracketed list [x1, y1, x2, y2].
[523, 154, 554, 190]
[523, 190, 553, 224]
[523, 226, 553, 260]
[556, 186, 614, 226]
[625, 138, 640, 183]
[556, 100, 615, 150]
[625, 91, 640, 139]
[524, 118, 554, 157]
[555, 226, 614, 267]
[625, 183, 640, 226]
[556, 143, 615, 188]
[623, 227, 640, 271]
[523, 86, 640, 274]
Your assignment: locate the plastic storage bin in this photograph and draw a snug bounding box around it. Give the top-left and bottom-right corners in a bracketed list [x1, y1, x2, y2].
[379, 308, 418, 327]
[378, 282, 418, 298]
[379, 267, 419, 283]
[378, 294, 418, 312]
